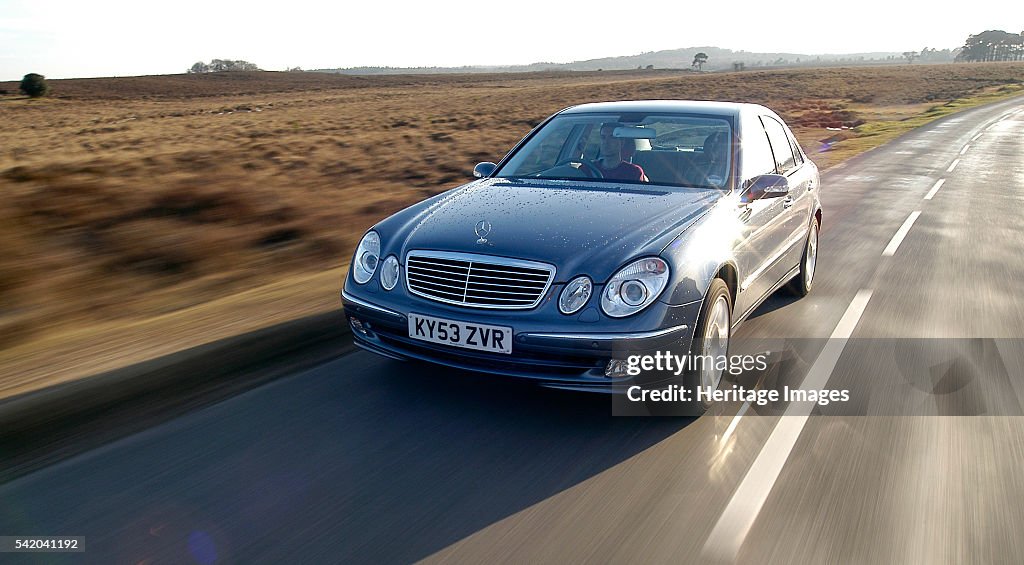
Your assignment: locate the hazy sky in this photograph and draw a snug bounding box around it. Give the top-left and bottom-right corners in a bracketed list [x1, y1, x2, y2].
[1, 0, 1017, 80]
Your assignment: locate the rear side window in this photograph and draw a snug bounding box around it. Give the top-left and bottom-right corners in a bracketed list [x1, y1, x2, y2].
[761, 115, 797, 174]
[787, 129, 804, 166]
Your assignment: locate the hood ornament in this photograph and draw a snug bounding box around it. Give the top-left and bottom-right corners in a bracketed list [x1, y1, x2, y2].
[474, 220, 492, 244]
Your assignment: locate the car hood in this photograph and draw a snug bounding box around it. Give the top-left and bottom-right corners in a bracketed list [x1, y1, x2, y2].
[393, 178, 721, 281]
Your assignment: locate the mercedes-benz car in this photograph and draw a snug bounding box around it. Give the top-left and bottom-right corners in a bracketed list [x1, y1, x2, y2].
[341, 100, 821, 400]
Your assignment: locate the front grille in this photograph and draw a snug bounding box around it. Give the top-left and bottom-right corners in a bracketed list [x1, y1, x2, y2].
[405, 251, 555, 309]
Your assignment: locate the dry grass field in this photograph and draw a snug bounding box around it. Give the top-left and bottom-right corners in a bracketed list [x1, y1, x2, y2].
[1, 63, 1022, 397]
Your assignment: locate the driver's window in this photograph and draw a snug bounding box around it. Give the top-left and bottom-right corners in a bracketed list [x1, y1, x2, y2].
[740, 113, 777, 184]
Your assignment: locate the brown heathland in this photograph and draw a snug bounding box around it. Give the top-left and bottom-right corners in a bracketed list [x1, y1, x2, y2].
[0, 63, 1022, 396]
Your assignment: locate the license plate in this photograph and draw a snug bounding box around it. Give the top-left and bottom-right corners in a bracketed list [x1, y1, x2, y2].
[408, 313, 512, 354]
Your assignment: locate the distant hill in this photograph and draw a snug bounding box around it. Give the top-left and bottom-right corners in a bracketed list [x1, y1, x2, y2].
[314, 46, 945, 75]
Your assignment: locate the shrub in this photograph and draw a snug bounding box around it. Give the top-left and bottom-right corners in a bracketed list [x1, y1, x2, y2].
[20, 73, 48, 98]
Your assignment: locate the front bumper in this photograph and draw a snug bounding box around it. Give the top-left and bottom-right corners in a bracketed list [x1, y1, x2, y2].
[341, 288, 701, 392]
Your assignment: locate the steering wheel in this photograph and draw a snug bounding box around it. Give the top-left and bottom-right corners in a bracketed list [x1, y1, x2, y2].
[578, 160, 604, 179]
[556, 160, 602, 179]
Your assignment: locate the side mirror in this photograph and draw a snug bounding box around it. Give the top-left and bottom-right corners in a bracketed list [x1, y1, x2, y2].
[741, 174, 789, 203]
[473, 162, 497, 178]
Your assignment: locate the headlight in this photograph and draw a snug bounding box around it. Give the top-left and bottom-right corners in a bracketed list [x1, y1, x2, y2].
[601, 257, 669, 318]
[559, 276, 592, 314]
[352, 231, 380, 284]
[380, 255, 400, 290]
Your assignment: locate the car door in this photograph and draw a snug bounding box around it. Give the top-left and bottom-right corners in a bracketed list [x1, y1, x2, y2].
[784, 119, 818, 230]
[761, 114, 813, 285]
[732, 112, 791, 319]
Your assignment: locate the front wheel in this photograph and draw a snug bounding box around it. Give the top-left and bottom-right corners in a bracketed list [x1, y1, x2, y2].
[681, 278, 732, 415]
[788, 216, 819, 297]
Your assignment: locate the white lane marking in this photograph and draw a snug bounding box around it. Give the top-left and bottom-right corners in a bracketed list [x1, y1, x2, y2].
[971, 133, 983, 142]
[720, 401, 751, 444]
[701, 290, 873, 562]
[946, 159, 960, 172]
[924, 179, 945, 200]
[960, 145, 970, 155]
[882, 211, 923, 257]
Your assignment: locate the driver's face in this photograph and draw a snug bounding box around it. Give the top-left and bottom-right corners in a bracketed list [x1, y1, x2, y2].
[600, 128, 621, 159]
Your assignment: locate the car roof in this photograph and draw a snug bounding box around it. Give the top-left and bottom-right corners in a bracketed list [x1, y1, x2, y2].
[559, 100, 763, 118]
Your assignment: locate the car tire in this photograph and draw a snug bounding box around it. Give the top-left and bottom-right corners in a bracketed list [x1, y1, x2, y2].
[787, 215, 819, 297]
[679, 278, 732, 416]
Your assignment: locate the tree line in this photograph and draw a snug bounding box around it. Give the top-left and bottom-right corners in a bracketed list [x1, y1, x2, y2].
[187, 59, 262, 73]
[956, 30, 1024, 62]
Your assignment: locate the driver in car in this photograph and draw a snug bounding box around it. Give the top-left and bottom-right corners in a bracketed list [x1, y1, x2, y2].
[594, 123, 649, 182]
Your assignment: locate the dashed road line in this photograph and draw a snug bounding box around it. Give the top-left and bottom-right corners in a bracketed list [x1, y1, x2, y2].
[883, 211, 922, 257]
[960, 145, 970, 155]
[924, 179, 945, 200]
[947, 159, 960, 172]
[701, 290, 874, 562]
[971, 133, 983, 142]
[720, 401, 751, 444]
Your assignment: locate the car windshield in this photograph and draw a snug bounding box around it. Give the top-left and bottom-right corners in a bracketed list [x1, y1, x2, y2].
[496, 113, 733, 189]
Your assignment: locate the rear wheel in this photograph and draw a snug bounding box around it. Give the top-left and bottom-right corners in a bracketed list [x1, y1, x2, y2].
[788, 216, 819, 297]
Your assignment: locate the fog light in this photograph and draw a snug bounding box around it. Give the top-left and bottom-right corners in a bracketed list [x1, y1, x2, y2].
[350, 317, 368, 335]
[605, 359, 630, 378]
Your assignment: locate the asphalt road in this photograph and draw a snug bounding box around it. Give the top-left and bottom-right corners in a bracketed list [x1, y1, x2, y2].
[2, 96, 1023, 564]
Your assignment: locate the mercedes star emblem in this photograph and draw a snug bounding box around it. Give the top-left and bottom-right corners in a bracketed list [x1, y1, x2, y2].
[474, 220, 492, 244]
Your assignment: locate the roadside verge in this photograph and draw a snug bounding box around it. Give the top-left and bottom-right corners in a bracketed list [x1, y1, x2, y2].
[0, 310, 353, 482]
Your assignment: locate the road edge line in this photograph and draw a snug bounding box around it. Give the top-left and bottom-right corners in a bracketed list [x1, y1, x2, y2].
[701, 289, 873, 562]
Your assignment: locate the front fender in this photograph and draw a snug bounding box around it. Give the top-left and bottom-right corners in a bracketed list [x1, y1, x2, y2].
[659, 198, 744, 306]
[660, 253, 735, 307]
